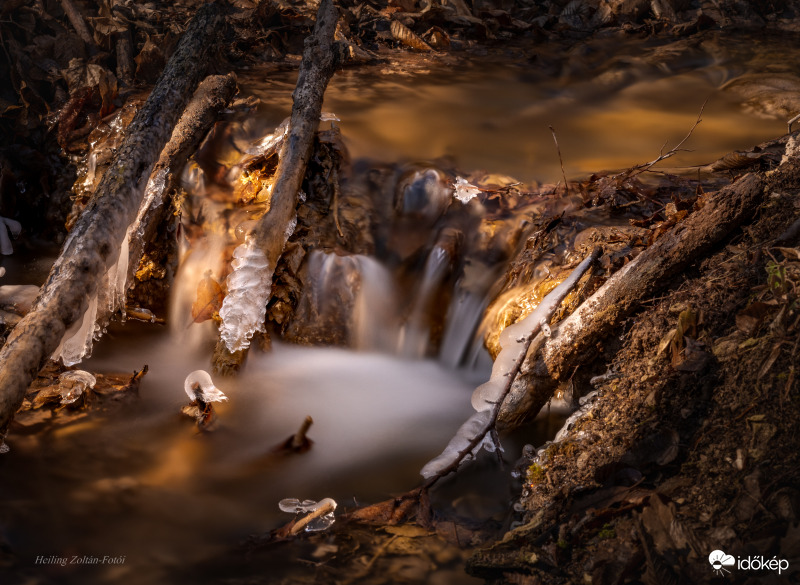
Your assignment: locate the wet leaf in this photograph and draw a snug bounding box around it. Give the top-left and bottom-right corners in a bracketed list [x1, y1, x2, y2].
[347, 490, 421, 526]
[31, 385, 62, 409]
[710, 150, 763, 172]
[390, 21, 432, 52]
[384, 524, 431, 538]
[191, 272, 223, 323]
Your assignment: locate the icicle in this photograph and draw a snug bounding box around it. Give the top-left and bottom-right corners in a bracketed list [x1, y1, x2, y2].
[52, 295, 99, 366]
[218, 236, 273, 353]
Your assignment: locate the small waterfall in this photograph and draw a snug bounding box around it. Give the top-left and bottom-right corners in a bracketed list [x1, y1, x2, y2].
[295, 251, 400, 352]
[351, 255, 399, 352]
[438, 289, 488, 369]
[397, 245, 451, 358]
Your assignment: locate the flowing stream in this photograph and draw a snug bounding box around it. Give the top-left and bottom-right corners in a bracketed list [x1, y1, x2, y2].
[1, 34, 798, 584]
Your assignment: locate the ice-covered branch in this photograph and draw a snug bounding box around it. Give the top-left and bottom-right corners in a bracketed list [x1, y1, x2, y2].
[214, 0, 340, 367]
[0, 3, 224, 434]
[420, 247, 601, 484]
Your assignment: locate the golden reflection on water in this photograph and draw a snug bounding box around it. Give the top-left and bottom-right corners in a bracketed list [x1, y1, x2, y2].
[242, 61, 786, 185]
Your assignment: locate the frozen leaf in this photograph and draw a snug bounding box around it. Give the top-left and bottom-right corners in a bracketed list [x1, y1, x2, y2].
[190, 271, 223, 323]
[184, 370, 227, 403]
[58, 370, 96, 405]
[279, 497, 338, 534]
[452, 176, 481, 203]
[279, 498, 318, 513]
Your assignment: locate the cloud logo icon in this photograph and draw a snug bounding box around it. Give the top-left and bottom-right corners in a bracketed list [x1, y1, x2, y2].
[709, 550, 735, 576]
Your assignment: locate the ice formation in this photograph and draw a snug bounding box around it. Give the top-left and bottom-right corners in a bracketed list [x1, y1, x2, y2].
[278, 497, 337, 532]
[420, 410, 492, 479]
[218, 237, 273, 353]
[58, 370, 97, 404]
[452, 177, 481, 203]
[51, 234, 131, 366]
[0, 216, 22, 256]
[245, 117, 290, 155]
[471, 251, 598, 412]
[421, 251, 598, 479]
[184, 369, 227, 403]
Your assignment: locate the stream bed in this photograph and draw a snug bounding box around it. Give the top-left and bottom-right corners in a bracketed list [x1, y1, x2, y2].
[2, 31, 800, 585]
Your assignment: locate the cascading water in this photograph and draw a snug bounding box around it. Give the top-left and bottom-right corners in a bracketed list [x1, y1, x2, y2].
[2, 40, 796, 585]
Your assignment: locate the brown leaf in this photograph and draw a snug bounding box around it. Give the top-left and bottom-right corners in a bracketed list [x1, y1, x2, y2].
[191, 272, 223, 323]
[390, 21, 432, 52]
[736, 301, 772, 336]
[757, 343, 783, 381]
[347, 489, 421, 525]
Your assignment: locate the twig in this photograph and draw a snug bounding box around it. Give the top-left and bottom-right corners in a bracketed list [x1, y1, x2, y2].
[423, 247, 601, 488]
[549, 125, 569, 197]
[292, 415, 314, 449]
[331, 167, 344, 238]
[629, 99, 707, 177]
[290, 498, 336, 535]
[788, 113, 800, 134]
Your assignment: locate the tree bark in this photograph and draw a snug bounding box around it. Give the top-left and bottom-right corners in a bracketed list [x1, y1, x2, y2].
[0, 3, 223, 435]
[213, 0, 340, 372]
[498, 172, 766, 429]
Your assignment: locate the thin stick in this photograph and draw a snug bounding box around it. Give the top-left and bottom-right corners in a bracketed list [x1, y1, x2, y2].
[291, 415, 314, 449]
[549, 125, 569, 196]
[423, 247, 601, 488]
[630, 99, 707, 176]
[290, 498, 336, 535]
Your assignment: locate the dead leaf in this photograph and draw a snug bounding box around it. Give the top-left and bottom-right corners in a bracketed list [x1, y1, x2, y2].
[191, 272, 223, 323]
[383, 524, 431, 538]
[347, 490, 421, 526]
[390, 21, 432, 52]
[657, 328, 677, 356]
[758, 343, 783, 381]
[736, 301, 772, 336]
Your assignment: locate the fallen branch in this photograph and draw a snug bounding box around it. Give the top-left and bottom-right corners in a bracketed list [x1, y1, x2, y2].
[126, 73, 238, 287]
[213, 0, 340, 372]
[0, 3, 223, 435]
[421, 248, 601, 487]
[59, 0, 100, 55]
[498, 171, 766, 429]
